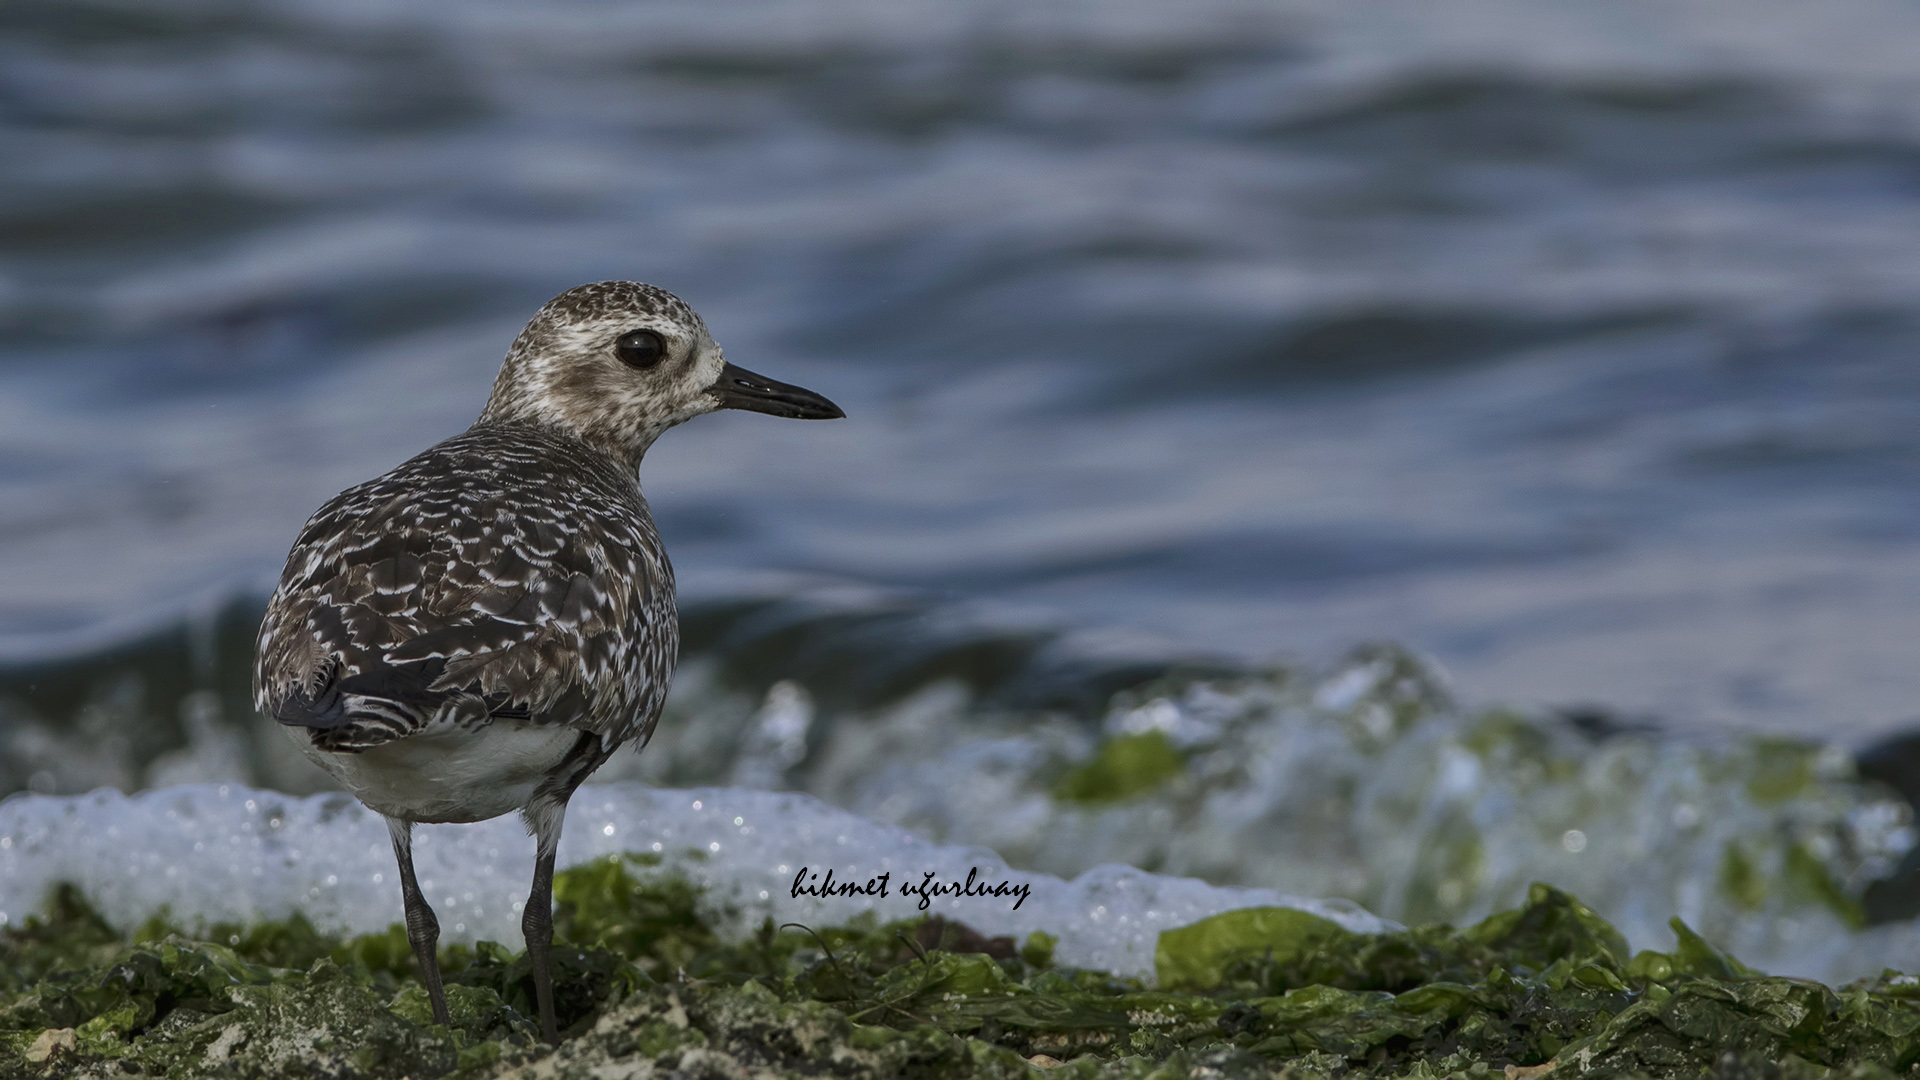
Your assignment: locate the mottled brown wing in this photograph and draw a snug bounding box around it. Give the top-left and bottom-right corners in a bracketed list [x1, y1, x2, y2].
[254, 428, 677, 752]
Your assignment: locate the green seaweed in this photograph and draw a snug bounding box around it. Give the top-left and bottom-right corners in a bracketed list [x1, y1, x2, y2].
[1052, 730, 1186, 804]
[4, 864, 1920, 1079]
[1155, 907, 1354, 989]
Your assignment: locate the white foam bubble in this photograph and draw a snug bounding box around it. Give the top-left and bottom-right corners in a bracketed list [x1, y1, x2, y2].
[0, 782, 1387, 979]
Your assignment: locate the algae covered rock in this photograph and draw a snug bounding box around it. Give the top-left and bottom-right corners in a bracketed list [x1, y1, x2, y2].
[0, 947, 468, 1079]
[494, 980, 1037, 1080]
[6, 859, 1920, 1079]
[180, 959, 461, 1078]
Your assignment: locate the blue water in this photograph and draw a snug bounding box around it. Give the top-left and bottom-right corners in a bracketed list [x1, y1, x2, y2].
[9, 0, 1920, 743]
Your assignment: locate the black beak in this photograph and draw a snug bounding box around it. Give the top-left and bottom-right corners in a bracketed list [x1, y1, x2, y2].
[711, 362, 845, 420]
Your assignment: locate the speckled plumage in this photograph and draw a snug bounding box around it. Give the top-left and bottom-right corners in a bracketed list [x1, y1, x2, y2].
[250, 281, 842, 1041]
[254, 284, 700, 810]
[255, 423, 674, 745]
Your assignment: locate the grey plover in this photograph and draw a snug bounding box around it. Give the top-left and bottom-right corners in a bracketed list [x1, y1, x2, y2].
[253, 281, 842, 1041]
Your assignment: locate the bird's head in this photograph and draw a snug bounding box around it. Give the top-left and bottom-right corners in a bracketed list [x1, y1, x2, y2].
[476, 281, 843, 463]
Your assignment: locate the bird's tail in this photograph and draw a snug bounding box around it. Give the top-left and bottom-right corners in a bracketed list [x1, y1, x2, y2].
[275, 656, 487, 751]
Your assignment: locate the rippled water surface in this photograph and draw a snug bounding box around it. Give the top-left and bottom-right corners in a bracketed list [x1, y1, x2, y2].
[11, 0, 1920, 737]
[8, 0, 1920, 961]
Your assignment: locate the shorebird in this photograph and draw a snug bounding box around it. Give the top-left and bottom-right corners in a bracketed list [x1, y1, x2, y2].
[253, 281, 842, 1041]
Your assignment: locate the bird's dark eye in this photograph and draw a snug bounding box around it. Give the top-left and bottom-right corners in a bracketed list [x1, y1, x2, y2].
[615, 329, 666, 369]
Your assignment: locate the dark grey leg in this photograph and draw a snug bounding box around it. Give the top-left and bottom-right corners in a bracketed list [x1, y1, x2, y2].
[522, 797, 569, 1043]
[386, 817, 451, 1027]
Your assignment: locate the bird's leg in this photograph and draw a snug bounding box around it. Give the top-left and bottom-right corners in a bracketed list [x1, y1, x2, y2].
[522, 796, 570, 1044]
[386, 816, 451, 1027]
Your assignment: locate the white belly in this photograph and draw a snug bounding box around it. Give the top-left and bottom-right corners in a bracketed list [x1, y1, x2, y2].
[284, 721, 584, 824]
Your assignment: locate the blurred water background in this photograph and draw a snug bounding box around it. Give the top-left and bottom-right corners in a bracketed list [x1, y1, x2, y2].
[8, 0, 1920, 968]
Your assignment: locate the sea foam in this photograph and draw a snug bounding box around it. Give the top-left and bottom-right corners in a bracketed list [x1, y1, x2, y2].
[0, 782, 1387, 980]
